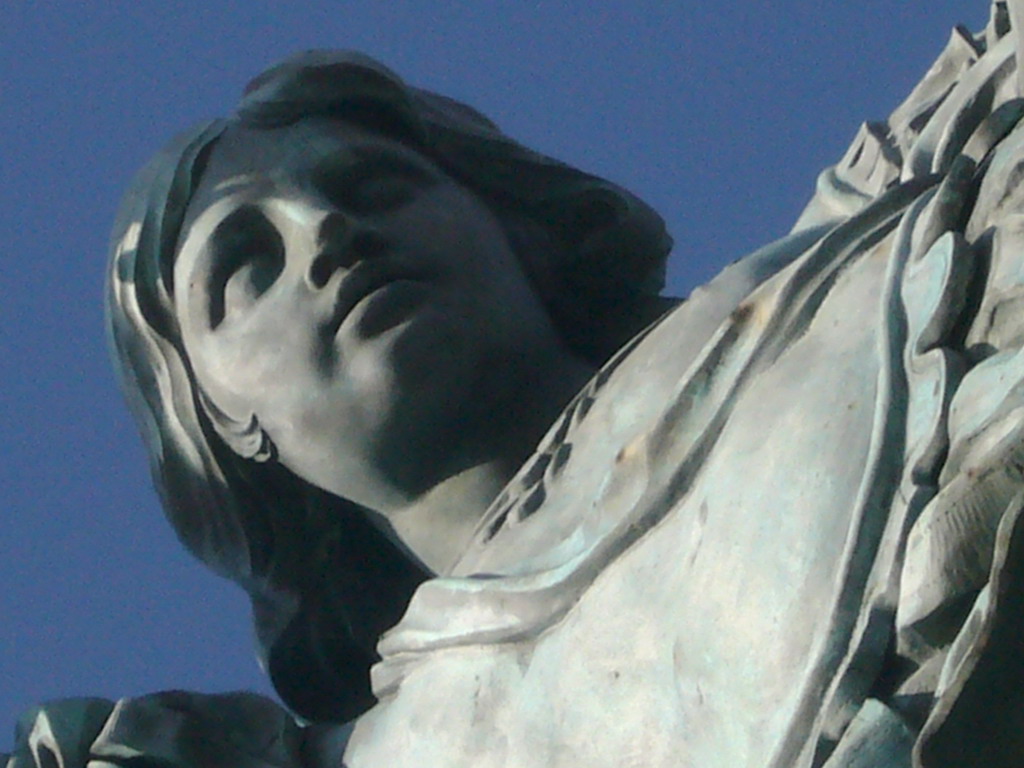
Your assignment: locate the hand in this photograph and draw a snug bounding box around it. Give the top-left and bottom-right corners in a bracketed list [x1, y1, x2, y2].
[4, 697, 115, 768]
[3, 692, 304, 768]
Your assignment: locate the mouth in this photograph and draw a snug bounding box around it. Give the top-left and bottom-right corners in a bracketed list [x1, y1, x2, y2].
[326, 261, 432, 337]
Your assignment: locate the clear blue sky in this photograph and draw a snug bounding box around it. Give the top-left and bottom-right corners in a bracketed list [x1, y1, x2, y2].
[0, 0, 987, 744]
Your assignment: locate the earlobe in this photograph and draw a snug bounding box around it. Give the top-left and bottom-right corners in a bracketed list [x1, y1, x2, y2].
[198, 388, 276, 462]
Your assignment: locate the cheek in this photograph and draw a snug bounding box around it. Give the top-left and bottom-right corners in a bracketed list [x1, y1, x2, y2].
[422, 204, 538, 305]
[190, 310, 323, 422]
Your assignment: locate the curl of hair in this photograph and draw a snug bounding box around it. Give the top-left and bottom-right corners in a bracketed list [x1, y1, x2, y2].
[105, 51, 674, 723]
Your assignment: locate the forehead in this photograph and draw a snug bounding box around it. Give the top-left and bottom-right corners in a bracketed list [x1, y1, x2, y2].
[184, 118, 427, 220]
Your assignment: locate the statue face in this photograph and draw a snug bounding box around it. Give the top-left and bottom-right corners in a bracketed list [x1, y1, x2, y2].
[174, 118, 564, 510]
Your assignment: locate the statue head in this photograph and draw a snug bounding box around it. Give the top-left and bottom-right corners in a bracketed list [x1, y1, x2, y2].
[105, 51, 673, 721]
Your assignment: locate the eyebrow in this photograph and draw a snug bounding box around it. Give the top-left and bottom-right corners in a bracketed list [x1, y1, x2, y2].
[210, 173, 264, 195]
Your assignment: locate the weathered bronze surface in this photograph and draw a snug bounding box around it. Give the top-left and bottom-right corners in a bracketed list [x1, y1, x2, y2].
[8, 5, 1024, 766]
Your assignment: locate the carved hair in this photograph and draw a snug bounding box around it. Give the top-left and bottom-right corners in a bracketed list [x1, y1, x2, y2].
[105, 51, 673, 722]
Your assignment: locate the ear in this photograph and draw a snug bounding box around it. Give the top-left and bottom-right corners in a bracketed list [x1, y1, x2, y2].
[198, 388, 276, 462]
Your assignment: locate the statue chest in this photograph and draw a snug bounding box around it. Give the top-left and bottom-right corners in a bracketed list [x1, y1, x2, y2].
[349, 238, 898, 768]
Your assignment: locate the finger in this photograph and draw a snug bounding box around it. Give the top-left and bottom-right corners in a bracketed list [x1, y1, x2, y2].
[26, 711, 69, 768]
[16, 699, 113, 768]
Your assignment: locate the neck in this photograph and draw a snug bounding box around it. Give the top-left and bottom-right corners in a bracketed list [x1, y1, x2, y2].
[382, 346, 596, 574]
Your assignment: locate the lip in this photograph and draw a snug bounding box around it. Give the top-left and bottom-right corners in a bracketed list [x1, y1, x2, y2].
[351, 279, 431, 336]
[325, 260, 432, 336]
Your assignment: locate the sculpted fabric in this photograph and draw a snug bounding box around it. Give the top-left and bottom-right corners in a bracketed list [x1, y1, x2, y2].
[343, 9, 1024, 765]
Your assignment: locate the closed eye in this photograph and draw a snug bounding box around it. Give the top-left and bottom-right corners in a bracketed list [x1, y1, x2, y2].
[344, 173, 419, 213]
[207, 206, 284, 328]
[314, 151, 437, 215]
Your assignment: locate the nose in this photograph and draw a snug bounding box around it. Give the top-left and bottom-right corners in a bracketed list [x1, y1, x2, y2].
[307, 212, 389, 288]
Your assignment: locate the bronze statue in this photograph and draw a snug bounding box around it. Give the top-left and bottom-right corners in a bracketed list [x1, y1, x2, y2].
[8, 4, 1024, 766]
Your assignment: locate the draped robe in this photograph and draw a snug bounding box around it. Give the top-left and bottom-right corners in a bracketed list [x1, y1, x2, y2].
[343, 10, 1024, 767]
